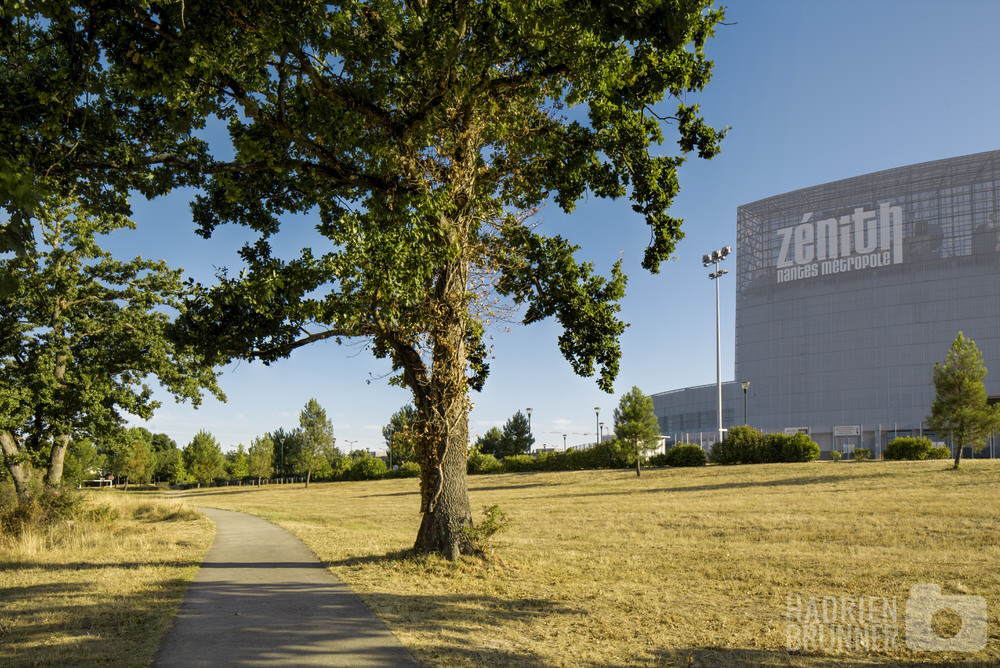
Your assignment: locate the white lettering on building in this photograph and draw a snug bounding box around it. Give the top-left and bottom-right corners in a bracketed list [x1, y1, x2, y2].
[775, 203, 903, 283]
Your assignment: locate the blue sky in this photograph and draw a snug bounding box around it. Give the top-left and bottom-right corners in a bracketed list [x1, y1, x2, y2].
[112, 0, 1000, 452]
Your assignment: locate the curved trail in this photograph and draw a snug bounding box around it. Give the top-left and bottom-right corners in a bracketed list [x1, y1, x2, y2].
[153, 507, 418, 667]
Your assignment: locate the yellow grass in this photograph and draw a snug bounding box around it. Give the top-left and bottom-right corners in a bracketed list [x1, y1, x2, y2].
[0, 490, 213, 668]
[172, 460, 1000, 666]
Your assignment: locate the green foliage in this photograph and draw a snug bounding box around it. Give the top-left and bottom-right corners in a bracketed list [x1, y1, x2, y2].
[62, 439, 105, 486]
[184, 430, 225, 486]
[108, 428, 156, 489]
[613, 386, 661, 475]
[267, 428, 301, 478]
[851, 448, 872, 461]
[462, 504, 511, 555]
[467, 451, 502, 475]
[926, 332, 1000, 467]
[502, 411, 535, 457]
[384, 461, 421, 479]
[501, 455, 538, 473]
[475, 427, 506, 458]
[383, 405, 418, 465]
[0, 197, 223, 493]
[885, 437, 935, 460]
[710, 427, 820, 464]
[248, 436, 274, 482]
[339, 453, 388, 481]
[929, 445, 952, 459]
[226, 444, 250, 479]
[663, 444, 708, 467]
[829, 450, 843, 462]
[296, 399, 341, 484]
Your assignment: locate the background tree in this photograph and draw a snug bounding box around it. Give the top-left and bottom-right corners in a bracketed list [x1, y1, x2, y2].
[107, 428, 156, 490]
[62, 438, 105, 487]
[9, 2, 725, 556]
[184, 430, 226, 488]
[151, 433, 180, 482]
[267, 428, 302, 479]
[475, 427, 507, 459]
[227, 444, 250, 480]
[297, 399, 339, 487]
[614, 386, 661, 477]
[383, 405, 418, 466]
[248, 436, 274, 486]
[0, 197, 222, 498]
[926, 333, 1000, 469]
[501, 411, 535, 458]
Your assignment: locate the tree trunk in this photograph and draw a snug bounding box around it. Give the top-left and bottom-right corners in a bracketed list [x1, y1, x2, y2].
[45, 434, 70, 488]
[954, 438, 963, 469]
[305, 469, 311, 488]
[410, 252, 474, 559]
[1, 430, 33, 499]
[636, 454, 641, 478]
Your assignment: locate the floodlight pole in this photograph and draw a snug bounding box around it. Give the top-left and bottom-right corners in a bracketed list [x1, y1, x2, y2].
[704, 246, 731, 445]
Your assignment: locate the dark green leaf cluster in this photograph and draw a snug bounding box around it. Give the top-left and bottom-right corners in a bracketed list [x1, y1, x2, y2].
[709, 426, 820, 465]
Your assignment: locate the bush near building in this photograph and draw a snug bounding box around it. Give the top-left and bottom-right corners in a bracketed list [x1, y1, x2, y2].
[662, 444, 708, 467]
[884, 437, 951, 460]
[710, 426, 820, 464]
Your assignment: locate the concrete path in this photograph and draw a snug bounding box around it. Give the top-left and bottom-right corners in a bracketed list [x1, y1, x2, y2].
[153, 507, 419, 667]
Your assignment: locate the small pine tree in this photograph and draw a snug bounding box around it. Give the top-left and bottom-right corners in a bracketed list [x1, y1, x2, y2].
[926, 332, 1000, 469]
[614, 386, 661, 477]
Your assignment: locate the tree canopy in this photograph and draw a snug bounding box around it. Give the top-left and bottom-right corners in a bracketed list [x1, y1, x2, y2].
[0, 196, 222, 497]
[5, 1, 726, 556]
[926, 333, 1000, 469]
[297, 398, 339, 486]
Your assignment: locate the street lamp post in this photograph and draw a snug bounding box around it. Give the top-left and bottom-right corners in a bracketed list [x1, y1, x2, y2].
[594, 407, 600, 445]
[704, 246, 732, 445]
[525, 407, 533, 454]
[741, 381, 750, 425]
[563, 434, 567, 450]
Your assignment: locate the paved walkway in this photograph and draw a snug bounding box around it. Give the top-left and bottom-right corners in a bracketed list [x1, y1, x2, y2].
[153, 507, 419, 667]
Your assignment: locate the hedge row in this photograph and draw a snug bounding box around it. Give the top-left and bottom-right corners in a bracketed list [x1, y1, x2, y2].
[709, 426, 820, 464]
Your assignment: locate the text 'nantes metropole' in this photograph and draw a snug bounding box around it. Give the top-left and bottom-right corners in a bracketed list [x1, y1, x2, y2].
[776, 203, 903, 283]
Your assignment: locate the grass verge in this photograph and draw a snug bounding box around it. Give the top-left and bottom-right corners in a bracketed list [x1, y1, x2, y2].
[0, 490, 213, 668]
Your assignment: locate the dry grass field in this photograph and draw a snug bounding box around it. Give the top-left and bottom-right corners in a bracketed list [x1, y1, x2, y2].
[171, 460, 1000, 667]
[0, 491, 213, 668]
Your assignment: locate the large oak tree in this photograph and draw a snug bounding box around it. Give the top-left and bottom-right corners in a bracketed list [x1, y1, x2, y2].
[5, 1, 725, 556]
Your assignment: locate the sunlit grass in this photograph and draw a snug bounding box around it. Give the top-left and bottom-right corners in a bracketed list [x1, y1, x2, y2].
[0, 491, 213, 668]
[173, 460, 1000, 666]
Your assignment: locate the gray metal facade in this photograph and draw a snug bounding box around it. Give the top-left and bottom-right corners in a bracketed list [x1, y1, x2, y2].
[653, 150, 1000, 453]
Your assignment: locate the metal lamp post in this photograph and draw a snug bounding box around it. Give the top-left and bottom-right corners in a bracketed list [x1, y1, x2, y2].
[525, 407, 533, 454]
[741, 381, 750, 425]
[704, 246, 731, 445]
[594, 407, 600, 445]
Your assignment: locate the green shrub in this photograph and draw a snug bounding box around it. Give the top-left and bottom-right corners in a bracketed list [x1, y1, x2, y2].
[340, 455, 387, 481]
[829, 450, 843, 462]
[467, 451, 502, 474]
[710, 425, 763, 464]
[462, 504, 510, 555]
[663, 443, 707, 467]
[929, 445, 951, 459]
[885, 437, 936, 460]
[851, 448, 872, 461]
[501, 454, 538, 473]
[711, 427, 819, 464]
[778, 432, 821, 462]
[385, 461, 421, 478]
[648, 452, 670, 467]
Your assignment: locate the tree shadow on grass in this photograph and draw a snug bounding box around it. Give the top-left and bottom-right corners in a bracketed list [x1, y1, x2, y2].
[0, 573, 190, 668]
[564, 471, 892, 499]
